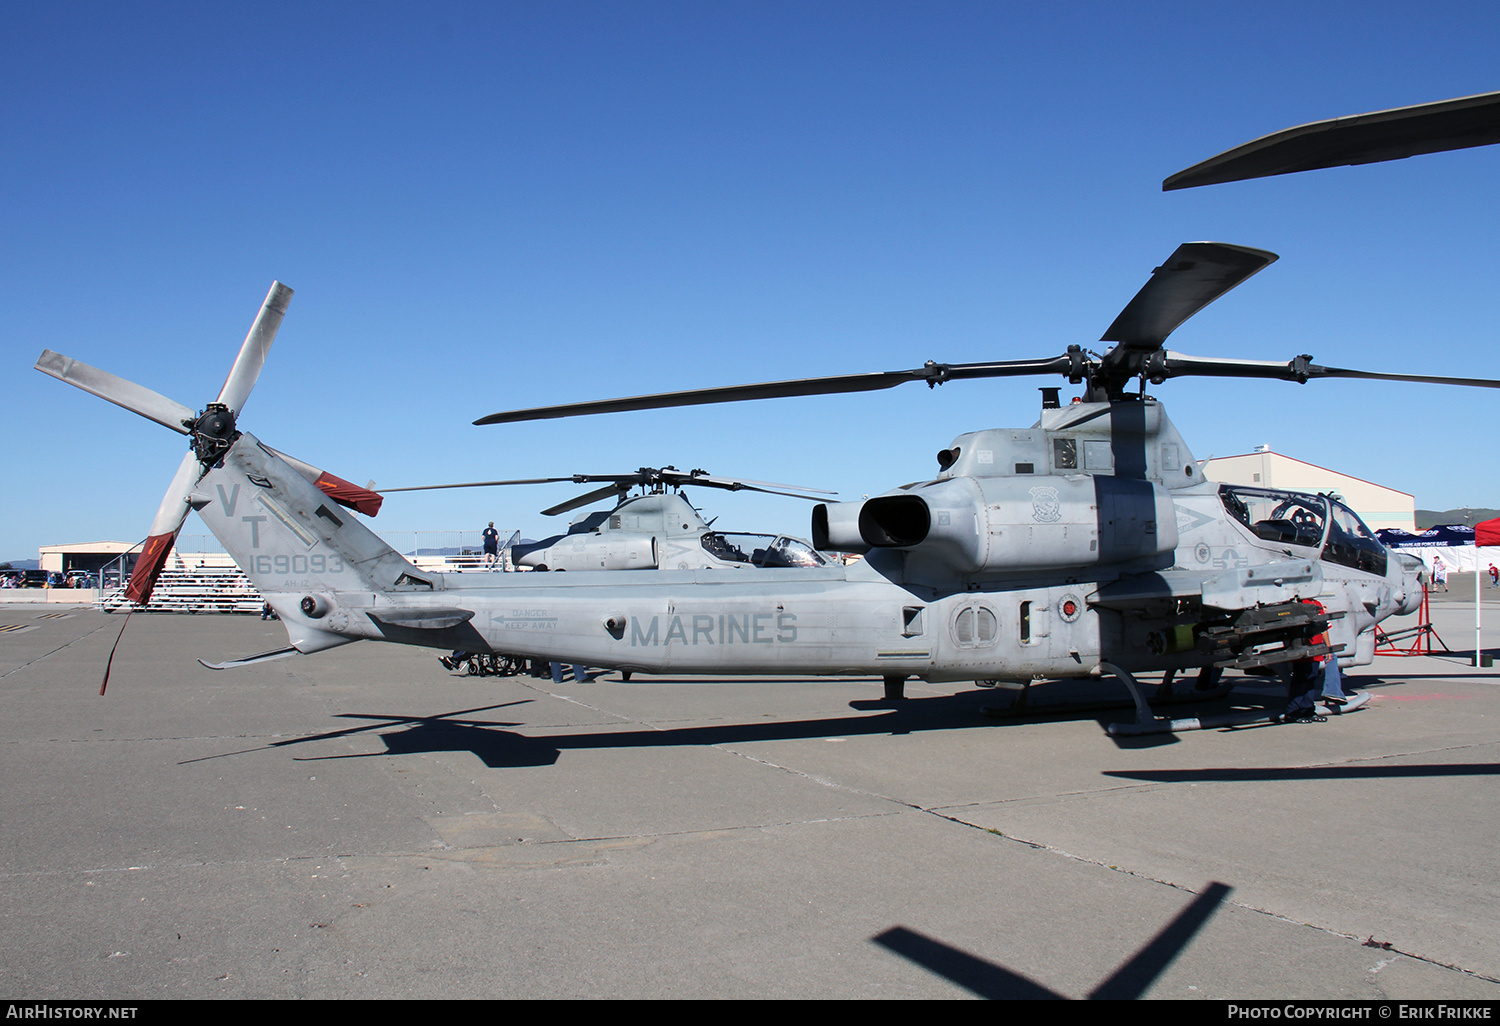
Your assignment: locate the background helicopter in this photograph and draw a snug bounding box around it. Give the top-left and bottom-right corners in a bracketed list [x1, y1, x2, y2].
[379, 466, 836, 572]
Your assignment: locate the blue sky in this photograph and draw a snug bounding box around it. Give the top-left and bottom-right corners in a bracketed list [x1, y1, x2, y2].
[4, 1, 1497, 560]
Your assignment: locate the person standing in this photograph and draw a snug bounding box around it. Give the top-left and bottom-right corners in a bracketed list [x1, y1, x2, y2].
[1432, 557, 1448, 593]
[1278, 599, 1331, 724]
[482, 522, 500, 569]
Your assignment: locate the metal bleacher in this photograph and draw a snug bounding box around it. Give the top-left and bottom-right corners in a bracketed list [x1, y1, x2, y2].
[99, 552, 262, 614]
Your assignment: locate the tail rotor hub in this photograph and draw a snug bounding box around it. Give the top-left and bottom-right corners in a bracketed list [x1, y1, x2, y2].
[190, 403, 239, 465]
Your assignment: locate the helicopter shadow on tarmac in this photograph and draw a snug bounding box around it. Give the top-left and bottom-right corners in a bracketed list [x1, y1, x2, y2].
[259, 689, 1024, 769]
[177, 677, 1314, 768]
[1103, 763, 1500, 784]
[177, 691, 1243, 998]
[873, 882, 1233, 999]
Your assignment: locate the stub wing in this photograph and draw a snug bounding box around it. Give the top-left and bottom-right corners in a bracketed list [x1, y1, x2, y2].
[1093, 559, 1322, 612]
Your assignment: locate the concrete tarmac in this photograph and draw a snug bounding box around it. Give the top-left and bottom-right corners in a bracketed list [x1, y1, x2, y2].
[1, 598, 1497, 1000]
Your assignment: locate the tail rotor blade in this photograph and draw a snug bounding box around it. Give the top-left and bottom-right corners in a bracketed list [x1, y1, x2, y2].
[125, 451, 202, 605]
[35, 350, 195, 434]
[216, 282, 293, 415]
[262, 446, 384, 516]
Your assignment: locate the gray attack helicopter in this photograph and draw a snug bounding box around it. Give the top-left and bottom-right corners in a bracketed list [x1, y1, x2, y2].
[33, 242, 1500, 732]
[379, 466, 836, 572]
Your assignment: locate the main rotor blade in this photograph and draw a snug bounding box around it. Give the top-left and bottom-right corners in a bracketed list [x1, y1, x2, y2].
[476, 370, 923, 424]
[673, 472, 837, 499]
[35, 350, 196, 434]
[706, 475, 836, 495]
[1307, 365, 1500, 388]
[379, 477, 584, 493]
[1158, 351, 1500, 389]
[216, 281, 293, 415]
[541, 484, 626, 517]
[474, 356, 1078, 425]
[1101, 243, 1278, 353]
[691, 480, 836, 501]
[1164, 90, 1500, 190]
[381, 467, 835, 505]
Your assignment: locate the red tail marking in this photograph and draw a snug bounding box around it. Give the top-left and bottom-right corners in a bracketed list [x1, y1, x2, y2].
[125, 533, 175, 605]
[315, 472, 384, 517]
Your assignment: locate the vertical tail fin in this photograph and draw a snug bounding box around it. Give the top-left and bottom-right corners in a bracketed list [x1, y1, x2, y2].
[194, 431, 421, 596]
[192, 432, 432, 653]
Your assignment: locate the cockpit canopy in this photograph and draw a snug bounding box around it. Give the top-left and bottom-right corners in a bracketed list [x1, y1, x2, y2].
[701, 532, 828, 568]
[1218, 484, 1387, 577]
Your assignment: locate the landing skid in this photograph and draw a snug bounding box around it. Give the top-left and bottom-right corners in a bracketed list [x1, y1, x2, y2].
[1318, 691, 1371, 717]
[1099, 663, 1371, 736]
[980, 665, 1233, 721]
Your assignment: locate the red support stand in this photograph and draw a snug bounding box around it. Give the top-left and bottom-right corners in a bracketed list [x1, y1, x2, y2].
[1374, 586, 1448, 656]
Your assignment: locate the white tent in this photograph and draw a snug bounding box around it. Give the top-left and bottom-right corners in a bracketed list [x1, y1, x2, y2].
[1377, 526, 1483, 573]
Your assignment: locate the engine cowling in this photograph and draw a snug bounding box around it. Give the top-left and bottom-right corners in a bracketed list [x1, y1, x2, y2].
[815, 474, 1178, 574]
[516, 533, 659, 571]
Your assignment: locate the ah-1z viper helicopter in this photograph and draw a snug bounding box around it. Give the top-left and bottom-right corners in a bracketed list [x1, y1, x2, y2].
[34, 240, 1498, 727]
[379, 465, 835, 573]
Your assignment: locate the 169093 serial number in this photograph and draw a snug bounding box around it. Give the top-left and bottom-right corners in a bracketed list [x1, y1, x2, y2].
[251, 554, 345, 576]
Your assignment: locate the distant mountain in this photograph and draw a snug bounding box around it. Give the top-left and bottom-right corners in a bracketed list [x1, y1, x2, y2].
[1415, 508, 1500, 530]
[0, 559, 39, 570]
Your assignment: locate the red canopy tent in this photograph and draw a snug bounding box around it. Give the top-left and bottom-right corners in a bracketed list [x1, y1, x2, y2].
[1474, 517, 1498, 667]
[1478, 517, 1500, 548]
